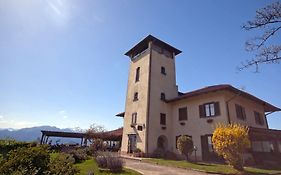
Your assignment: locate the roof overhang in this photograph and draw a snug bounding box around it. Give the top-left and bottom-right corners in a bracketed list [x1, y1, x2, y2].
[125, 35, 182, 57]
[166, 84, 280, 113]
[116, 112, 125, 117]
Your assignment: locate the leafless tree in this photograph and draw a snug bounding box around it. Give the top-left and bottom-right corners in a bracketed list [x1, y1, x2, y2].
[85, 123, 106, 143]
[239, 2, 281, 72]
[88, 123, 106, 133]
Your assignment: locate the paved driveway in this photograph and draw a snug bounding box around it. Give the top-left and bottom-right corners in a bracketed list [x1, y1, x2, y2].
[123, 158, 218, 175]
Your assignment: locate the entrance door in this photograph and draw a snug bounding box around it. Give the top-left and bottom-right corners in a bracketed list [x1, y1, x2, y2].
[128, 134, 137, 153]
[201, 135, 223, 162]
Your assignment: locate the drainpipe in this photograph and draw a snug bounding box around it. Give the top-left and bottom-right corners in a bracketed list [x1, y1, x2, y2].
[226, 102, 231, 124]
[145, 41, 153, 155]
[225, 90, 243, 124]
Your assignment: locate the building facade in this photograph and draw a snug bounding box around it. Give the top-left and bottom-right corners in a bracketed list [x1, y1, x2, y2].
[118, 35, 281, 163]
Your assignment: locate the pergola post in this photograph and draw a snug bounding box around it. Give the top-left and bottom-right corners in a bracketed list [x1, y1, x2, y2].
[80, 138, 83, 146]
[40, 134, 45, 144]
[46, 136, 49, 144]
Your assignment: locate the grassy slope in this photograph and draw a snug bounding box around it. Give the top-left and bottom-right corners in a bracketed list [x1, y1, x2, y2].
[143, 158, 281, 175]
[75, 159, 142, 175]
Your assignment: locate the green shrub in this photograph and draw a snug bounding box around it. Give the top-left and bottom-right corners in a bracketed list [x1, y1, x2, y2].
[0, 154, 4, 167]
[87, 170, 94, 175]
[0, 139, 30, 158]
[107, 156, 123, 173]
[164, 151, 179, 160]
[152, 148, 165, 158]
[176, 135, 193, 160]
[89, 139, 106, 156]
[0, 145, 50, 175]
[48, 153, 79, 175]
[96, 155, 107, 168]
[67, 148, 88, 163]
[95, 152, 123, 172]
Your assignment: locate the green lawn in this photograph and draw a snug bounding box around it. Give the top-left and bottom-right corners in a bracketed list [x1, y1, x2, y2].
[74, 159, 142, 175]
[143, 158, 281, 175]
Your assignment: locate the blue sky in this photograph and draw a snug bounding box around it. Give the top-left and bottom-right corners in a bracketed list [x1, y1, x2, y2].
[0, 0, 280, 130]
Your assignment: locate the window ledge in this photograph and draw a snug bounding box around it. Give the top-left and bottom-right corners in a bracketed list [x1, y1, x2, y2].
[179, 122, 186, 126]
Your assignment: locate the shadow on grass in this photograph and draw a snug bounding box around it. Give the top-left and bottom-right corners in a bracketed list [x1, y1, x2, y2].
[194, 162, 216, 166]
[99, 168, 132, 174]
[243, 171, 280, 175]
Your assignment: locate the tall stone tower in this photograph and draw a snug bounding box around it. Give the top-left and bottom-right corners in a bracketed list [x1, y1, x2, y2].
[121, 35, 181, 155]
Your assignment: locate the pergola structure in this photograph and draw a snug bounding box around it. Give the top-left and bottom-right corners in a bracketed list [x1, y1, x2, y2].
[40, 128, 123, 147]
[40, 130, 87, 146]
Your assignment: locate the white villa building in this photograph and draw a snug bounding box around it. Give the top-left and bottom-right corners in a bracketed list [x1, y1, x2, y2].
[116, 35, 281, 163]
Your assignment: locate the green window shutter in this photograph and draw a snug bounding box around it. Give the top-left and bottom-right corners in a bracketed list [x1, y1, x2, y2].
[199, 105, 205, 118]
[214, 102, 220, 116]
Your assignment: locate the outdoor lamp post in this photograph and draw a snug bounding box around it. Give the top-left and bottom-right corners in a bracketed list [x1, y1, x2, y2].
[193, 145, 197, 162]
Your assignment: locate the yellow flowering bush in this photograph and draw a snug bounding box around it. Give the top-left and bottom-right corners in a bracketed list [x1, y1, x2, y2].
[212, 123, 250, 171]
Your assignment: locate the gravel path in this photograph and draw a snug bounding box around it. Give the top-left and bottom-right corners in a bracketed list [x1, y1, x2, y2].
[123, 158, 218, 175]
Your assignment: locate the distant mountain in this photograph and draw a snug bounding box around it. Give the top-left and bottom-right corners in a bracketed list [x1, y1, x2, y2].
[0, 126, 81, 144]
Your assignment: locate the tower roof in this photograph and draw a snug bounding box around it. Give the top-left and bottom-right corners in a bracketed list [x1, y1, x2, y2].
[125, 35, 182, 57]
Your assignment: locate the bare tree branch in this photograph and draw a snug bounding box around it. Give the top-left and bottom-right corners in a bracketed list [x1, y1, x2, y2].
[238, 45, 281, 72]
[239, 1, 281, 71]
[242, 2, 281, 30]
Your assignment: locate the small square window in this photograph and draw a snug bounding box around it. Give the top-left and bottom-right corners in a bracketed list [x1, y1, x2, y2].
[160, 93, 165, 101]
[131, 113, 137, 124]
[137, 125, 143, 131]
[235, 104, 246, 120]
[133, 92, 138, 101]
[161, 66, 166, 75]
[160, 113, 166, 125]
[178, 107, 187, 121]
[254, 111, 264, 125]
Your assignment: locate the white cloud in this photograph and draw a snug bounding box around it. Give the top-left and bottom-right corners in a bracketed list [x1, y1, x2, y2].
[0, 119, 39, 129]
[58, 110, 68, 119]
[0, 115, 3, 119]
[59, 110, 66, 115]
[47, 1, 63, 16]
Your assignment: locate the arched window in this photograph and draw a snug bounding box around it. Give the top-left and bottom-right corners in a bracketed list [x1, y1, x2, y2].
[157, 135, 168, 150]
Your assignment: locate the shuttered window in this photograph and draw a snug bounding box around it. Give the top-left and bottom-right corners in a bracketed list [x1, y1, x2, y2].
[178, 107, 188, 121]
[199, 102, 220, 117]
[254, 111, 264, 125]
[160, 113, 166, 125]
[235, 104, 246, 120]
